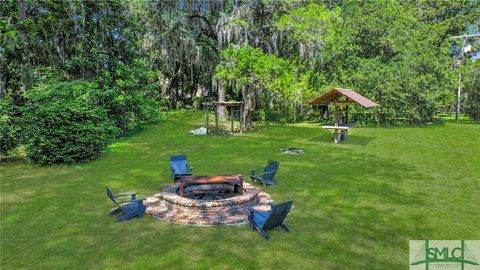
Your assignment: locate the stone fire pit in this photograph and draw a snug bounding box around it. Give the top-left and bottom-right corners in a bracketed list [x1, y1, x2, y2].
[144, 182, 273, 225]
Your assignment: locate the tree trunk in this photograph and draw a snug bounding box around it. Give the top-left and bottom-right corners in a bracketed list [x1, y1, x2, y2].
[242, 85, 254, 130]
[195, 83, 204, 97]
[216, 79, 226, 121]
[17, 0, 26, 36]
[165, 62, 183, 108]
[17, 0, 28, 96]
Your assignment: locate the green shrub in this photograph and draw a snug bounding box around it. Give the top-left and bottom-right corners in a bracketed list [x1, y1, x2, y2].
[21, 81, 119, 164]
[0, 98, 20, 155]
[192, 97, 204, 109]
[463, 61, 480, 121]
[94, 60, 161, 135]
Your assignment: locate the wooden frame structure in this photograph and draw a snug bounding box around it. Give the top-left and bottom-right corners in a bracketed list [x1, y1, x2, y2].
[306, 88, 378, 143]
[203, 101, 244, 134]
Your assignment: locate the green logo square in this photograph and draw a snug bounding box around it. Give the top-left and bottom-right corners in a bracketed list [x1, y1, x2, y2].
[410, 240, 480, 270]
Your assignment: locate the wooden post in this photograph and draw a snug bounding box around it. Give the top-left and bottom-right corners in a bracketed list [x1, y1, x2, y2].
[214, 105, 218, 132]
[334, 100, 340, 143]
[230, 105, 234, 133]
[239, 105, 243, 133]
[205, 106, 209, 135]
[334, 104, 339, 126]
[345, 98, 349, 124]
[345, 105, 349, 124]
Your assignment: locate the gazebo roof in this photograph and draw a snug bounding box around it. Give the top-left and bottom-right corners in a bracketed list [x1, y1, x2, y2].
[306, 88, 378, 108]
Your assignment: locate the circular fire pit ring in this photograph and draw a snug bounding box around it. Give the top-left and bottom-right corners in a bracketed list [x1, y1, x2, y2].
[144, 182, 273, 225]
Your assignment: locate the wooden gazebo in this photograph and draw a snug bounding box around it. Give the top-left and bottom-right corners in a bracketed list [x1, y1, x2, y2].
[306, 88, 378, 143]
[203, 101, 244, 134]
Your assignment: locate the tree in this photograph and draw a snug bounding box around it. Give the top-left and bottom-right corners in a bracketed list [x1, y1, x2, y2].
[463, 60, 480, 121]
[287, 0, 457, 124]
[215, 44, 310, 128]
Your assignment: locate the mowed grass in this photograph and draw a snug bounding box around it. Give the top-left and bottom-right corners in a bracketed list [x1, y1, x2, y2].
[1, 111, 479, 270]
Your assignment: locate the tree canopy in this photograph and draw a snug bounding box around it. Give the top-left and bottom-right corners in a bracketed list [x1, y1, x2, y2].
[0, 0, 479, 162]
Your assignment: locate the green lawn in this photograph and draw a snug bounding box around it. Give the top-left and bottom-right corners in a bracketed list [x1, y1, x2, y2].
[1, 111, 479, 270]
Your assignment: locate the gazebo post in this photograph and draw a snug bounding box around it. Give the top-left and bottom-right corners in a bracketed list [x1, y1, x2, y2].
[345, 98, 349, 124]
[214, 105, 218, 132]
[334, 104, 340, 143]
[334, 103, 339, 126]
[345, 106, 349, 124]
[230, 106, 234, 133]
[239, 105, 243, 134]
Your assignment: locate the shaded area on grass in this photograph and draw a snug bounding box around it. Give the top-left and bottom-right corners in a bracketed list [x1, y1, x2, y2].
[1, 111, 479, 269]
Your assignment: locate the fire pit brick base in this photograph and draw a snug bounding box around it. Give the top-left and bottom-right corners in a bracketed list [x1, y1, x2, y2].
[144, 182, 273, 225]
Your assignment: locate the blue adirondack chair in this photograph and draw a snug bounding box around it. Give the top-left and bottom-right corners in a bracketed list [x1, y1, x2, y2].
[250, 160, 279, 186]
[106, 187, 145, 222]
[170, 155, 193, 181]
[248, 201, 293, 239]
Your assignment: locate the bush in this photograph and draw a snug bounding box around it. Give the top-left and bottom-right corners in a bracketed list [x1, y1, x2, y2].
[21, 81, 119, 164]
[463, 61, 480, 121]
[0, 98, 20, 155]
[94, 60, 161, 135]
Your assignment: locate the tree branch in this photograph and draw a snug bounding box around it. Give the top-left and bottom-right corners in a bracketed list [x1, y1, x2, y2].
[188, 14, 217, 41]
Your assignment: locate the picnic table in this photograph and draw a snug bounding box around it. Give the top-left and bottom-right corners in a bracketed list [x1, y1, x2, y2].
[306, 88, 378, 144]
[321, 123, 357, 143]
